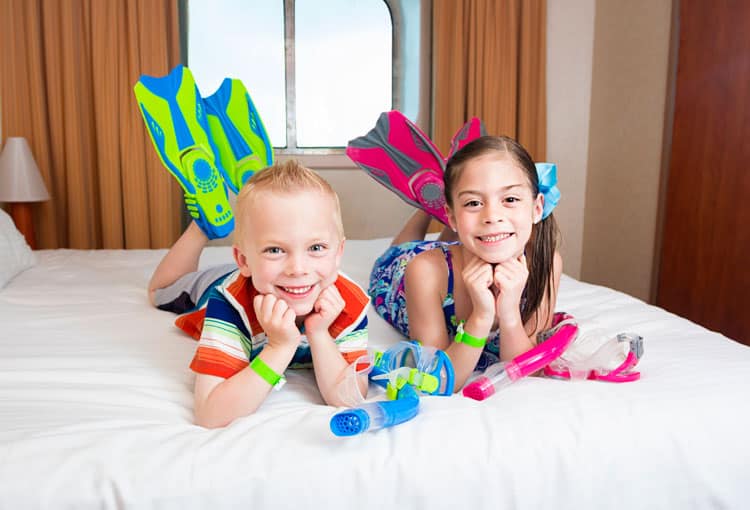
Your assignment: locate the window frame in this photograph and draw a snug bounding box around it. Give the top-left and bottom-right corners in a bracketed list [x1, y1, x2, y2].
[180, 0, 431, 169]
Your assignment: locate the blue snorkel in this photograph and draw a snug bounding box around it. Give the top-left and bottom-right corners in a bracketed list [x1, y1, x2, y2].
[329, 383, 420, 436]
[329, 341, 455, 437]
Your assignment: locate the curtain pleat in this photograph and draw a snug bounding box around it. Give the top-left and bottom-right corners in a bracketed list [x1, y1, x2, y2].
[433, 0, 546, 161]
[517, 0, 546, 158]
[92, 0, 125, 248]
[0, 0, 182, 249]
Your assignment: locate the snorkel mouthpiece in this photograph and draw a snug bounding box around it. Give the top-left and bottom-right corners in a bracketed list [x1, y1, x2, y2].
[462, 362, 519, 400]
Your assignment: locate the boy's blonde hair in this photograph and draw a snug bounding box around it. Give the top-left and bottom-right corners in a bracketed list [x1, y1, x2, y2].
[234, 159, 344, 241]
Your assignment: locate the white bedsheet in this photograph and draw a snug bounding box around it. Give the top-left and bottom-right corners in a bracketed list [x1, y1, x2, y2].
[1, 239, 749, 509]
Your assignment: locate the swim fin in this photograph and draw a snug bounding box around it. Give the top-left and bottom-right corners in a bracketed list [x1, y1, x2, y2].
[203, 78, 274, 194]
[447, 117, 487, 160]
[134, 65, 234, 239]
[346, 111, 449, 225]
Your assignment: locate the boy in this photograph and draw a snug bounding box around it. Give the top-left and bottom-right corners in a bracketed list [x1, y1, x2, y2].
[150, 160, 369, 428]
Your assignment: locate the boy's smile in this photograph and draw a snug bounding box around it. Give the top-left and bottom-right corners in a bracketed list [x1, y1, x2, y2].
[279, 285, 314, 296]
[233, 189, 344, 316]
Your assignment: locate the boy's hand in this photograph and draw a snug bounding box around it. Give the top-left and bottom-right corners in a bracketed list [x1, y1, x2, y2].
[461, 253, 495, 331]
[304, 285, 345, 339]
[253, 294, 301, 349]
[493, 253, 529, 327]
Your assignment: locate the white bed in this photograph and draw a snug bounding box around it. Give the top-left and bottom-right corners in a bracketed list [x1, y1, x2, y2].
[1, 238, 749, 509]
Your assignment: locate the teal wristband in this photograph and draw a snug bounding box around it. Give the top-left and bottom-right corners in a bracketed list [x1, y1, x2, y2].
[250, 356, 286, 391]
[454, 322, 487, 348]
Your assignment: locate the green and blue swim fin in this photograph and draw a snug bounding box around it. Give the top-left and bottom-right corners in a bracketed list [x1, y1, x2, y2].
[203, 78, 274, 194]
[134, 65, 234, 239]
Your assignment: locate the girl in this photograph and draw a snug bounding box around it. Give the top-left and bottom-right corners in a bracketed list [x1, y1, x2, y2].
[368, 135, 562, 390]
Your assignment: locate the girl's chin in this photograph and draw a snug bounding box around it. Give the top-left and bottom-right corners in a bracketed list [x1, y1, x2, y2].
[471, 248, 523, 265]
[483, 256, 510, 264]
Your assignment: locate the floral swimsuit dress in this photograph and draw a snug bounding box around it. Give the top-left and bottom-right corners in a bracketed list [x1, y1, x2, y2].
[369, 240, 501, 371]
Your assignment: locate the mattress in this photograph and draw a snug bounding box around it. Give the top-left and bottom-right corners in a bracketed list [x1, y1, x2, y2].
[1, 238, 749, 509]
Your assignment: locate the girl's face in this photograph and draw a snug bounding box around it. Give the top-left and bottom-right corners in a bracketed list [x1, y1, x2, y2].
[447, 154, 543, 264]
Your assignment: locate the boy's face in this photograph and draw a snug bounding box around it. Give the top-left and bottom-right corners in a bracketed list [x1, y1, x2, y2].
[233, 189, 344, 317]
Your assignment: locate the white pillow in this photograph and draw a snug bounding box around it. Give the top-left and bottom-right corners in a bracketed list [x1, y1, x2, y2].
[0, 208, 36, 288]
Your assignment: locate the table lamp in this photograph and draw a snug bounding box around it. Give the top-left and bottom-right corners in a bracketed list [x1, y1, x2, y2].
[0, 137, 50, 249]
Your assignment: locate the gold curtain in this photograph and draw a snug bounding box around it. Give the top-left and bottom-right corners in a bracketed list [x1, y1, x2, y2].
[0, 0, 183, 249]
[432, 0, 547, 161]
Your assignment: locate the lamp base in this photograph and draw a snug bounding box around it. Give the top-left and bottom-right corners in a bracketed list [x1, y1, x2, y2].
[10, 202, 36, 250]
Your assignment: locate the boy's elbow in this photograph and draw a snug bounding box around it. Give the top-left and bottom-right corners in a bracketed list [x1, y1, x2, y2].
[194, 406, 255, 429]
[322, 373, 367, 408]
[195, 416, 225, 429]
[319, 388, 342, 408]
[194, 405, 227, 428]
[193, 391, 262, 428]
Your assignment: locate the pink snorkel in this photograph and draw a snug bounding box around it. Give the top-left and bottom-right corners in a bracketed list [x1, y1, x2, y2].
[543, 331, 643, 382]
[462, 313, 579, 401]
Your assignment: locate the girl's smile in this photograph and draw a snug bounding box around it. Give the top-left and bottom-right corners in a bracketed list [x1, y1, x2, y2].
[476, 232, 514, 244]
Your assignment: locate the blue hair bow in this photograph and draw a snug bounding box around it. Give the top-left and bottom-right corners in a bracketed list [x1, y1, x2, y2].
[535, 163, 560, 220]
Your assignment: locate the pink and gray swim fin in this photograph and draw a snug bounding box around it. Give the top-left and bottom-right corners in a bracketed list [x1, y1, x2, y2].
[346, 111, 449, 225]
[448, 117, 487, 160]
[346, 112, 487, 225]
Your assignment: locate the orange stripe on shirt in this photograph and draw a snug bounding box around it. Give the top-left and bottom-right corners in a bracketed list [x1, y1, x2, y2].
[342, 349, 368, 364]
[190, 345, 248, 379]
[329, 276, 369, 338]
[175, 308, 206, 340]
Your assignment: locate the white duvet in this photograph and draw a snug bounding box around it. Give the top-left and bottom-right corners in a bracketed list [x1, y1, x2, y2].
[1, 239, 749, 509]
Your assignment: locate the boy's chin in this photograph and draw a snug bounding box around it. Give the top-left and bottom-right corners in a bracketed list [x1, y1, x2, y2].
[287, 301, 315, 317]
[273, 288, 321, 317]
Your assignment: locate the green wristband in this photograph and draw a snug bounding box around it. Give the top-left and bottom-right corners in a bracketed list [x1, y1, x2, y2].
[454, 322, 487, 348]
[250, 356, 286, 391]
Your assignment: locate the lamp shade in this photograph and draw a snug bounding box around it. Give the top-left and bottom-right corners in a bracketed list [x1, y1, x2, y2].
[0, 137, 50, 202]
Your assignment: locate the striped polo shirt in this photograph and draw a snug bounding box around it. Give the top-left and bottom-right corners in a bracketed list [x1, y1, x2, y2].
[176, 270, 369, 379]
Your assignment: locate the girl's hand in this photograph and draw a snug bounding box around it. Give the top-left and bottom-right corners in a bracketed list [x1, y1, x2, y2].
[493, 253, 529, 327]
[253, 294, 301, 349]
[461, 253, 496, 329]
[304, 285, 345, 339]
